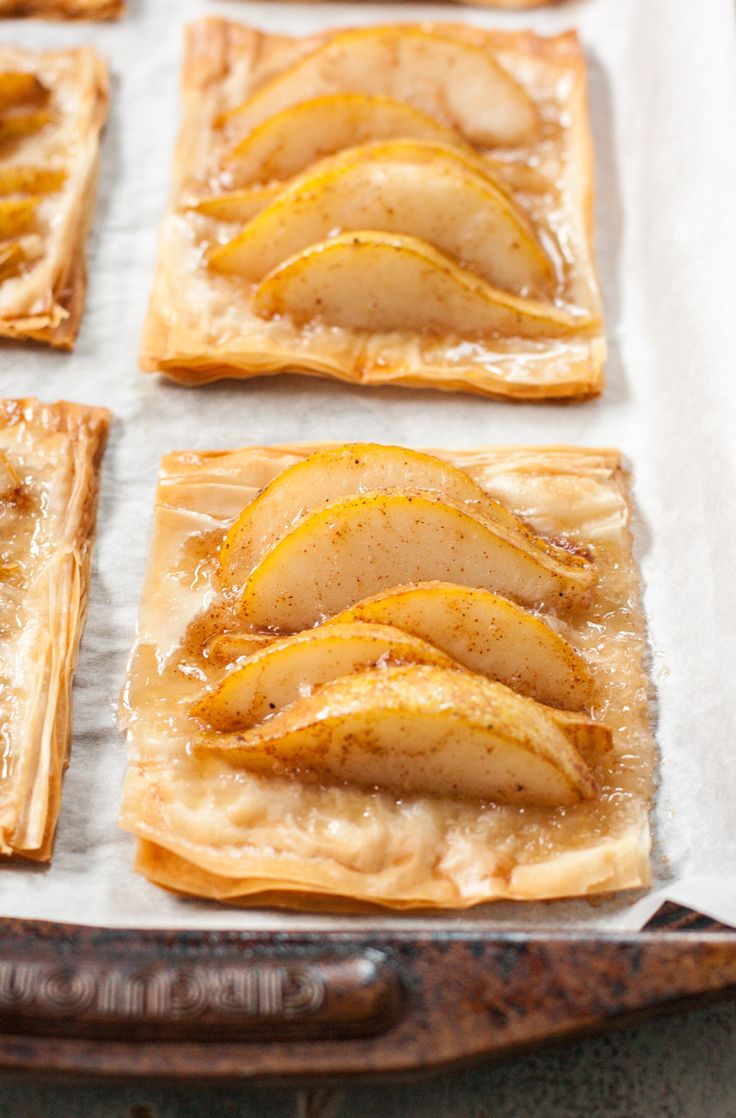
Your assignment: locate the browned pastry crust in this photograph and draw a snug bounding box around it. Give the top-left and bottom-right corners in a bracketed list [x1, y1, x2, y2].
[222, 1, 558, 11]
[0, 398, 110, 861]
[461, 0, 558, 5]
[0, 46, 108, 348]
[0, 0, 123, 18]
[120, 444, 653, 910]
[141, 19, 604, 400]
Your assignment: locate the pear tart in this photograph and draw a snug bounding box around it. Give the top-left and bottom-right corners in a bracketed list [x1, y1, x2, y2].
[0, 398, 109, 862]
[0, 1, 123, 18]
[0, 47, 108, 349]
[141, 19, 604, 400]
[238, 1, 553, 9]
[119, 443, 654, 910]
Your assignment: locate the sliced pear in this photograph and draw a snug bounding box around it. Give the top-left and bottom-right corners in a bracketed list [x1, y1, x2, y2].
[0, 449, 21, 499]
[199, 139, 520, 227]
[0, 112, 52, 146]
[195, 620, 606, 745]
[0, 197, 39, 239]
[0, 73, 48, 113]
[329, 581, 592, 711]
[253, 232, 593, 339]
[0, 240, 27, 282]
[547, 706, 612, 761]
[0, 165, 65, 195]
[239, 489, 593, 631]
[217, 27, 538, 147]
[190, 184, 282, 224]
[193, 621, 457, 732]
[209, 143, 553, 296]
[205, 631, 274, 666]
[219, 443, 591, 592]
[314, 137, 516, 194]
[196, 665, 597, 806]
[224, 93, 469, 185]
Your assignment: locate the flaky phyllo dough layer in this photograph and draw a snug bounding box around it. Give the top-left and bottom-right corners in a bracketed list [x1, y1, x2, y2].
[119, 445, 653, 910]
[0, 46, 108, 348]
[228, 0, 556, 9]
[0, 398, 109, 861]
[141, 19, 604, 400]
[0, 1, 123, 17]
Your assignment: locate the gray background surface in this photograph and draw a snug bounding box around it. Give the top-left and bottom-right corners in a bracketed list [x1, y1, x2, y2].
[1, 1002, 735, 1117]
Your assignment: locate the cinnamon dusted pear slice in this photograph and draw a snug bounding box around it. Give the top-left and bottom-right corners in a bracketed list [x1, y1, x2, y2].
[195, 665, 598, 806]
[253, 233, 594, 339]
[193, 621, 457, 732]
[219, 443, 591, 590]
[190, 184, 281, 224]
[0, 448, 21, 499]
[194, 619, 606, 754]
[217, 27, 538, 147]
[209, 142, 553, 296]
[239, 489, 593, 631]
[196, 140, 519, 227]
[0, 165, 66, 195]
[0, 241, 28, 283]
[224, 93, 468, 186]
[548, 707, 612, 761]
[205, 631, 274, 666]
[0, 72, 48, 113]
[329, 582, 593, 711]
[0, 112, 52, 146]
[0, 197, 39, 239]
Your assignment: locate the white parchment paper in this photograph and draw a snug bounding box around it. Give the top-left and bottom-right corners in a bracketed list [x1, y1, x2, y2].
[0, 0, 735, 932]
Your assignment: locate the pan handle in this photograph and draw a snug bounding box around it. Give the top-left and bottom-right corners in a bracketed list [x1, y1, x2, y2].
[0, 913, 735, 1078]
[0, 938, 403, 1042]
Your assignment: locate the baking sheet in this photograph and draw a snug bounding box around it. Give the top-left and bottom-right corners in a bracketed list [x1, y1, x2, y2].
[0, 0, 735, 932]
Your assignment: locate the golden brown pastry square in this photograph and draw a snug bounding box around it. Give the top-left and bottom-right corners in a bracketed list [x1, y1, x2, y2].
[0, 398, 110, 862]
[0, 46, 108, 349]
[141, 19, 604, 400]
[119, 443, 653, 910]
